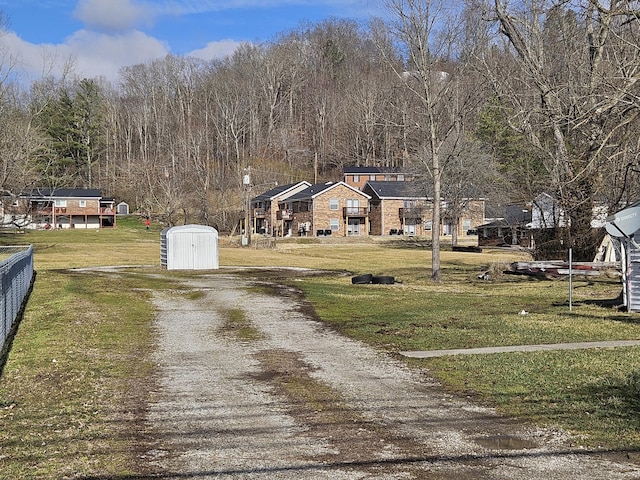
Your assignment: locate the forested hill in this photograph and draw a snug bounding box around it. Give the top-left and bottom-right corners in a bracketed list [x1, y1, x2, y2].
[1, 1, 639, 261]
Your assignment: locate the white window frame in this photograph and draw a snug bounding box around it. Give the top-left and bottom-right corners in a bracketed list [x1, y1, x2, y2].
[346, 199, 360, 215]
[330, 219, 340, 231]
[329, 198, 339, 210]
[79, 200, 86, 207]
[55, 199, 67, 207]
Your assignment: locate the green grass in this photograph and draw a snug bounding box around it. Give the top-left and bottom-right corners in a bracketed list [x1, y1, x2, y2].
[0, 269, 165, 477]
[1, 221, 640, 477]
[293, 270, 640, 450]
[218, 307, 264, 341]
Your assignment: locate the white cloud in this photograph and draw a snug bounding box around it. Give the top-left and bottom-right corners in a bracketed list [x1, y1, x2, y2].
[0, 30, 169, 83]
[188, 39, 244, 61]
[66, 30, 169, 78]
[73, 0, 154, 33]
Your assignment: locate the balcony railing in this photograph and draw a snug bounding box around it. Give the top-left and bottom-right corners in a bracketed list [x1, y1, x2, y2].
[399, 207, 424, 220]
[30, 207, 116, 216]
[277, 209, 293, 220]
[253, 208, 266, 218]
[343, 207, 368, 217]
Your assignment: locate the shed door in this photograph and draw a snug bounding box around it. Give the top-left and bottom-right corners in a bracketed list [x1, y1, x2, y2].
[190, 232, 216, 269]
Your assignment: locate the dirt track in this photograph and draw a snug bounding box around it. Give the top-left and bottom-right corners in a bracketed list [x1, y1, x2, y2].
[142, 271, 640, 479]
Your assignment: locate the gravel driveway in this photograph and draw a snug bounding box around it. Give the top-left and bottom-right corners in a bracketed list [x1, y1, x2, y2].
[143, 271, 640, 479]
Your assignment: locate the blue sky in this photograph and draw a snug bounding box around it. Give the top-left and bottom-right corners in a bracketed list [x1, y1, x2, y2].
[0, 0, 381, 85]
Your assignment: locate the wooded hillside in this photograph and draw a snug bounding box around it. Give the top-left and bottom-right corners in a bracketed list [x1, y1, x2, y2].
[0, 0, 638, 262]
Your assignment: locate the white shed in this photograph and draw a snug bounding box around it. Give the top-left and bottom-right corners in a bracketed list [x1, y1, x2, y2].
[116, 202, 129, 215]
[161, 224, 219, 270]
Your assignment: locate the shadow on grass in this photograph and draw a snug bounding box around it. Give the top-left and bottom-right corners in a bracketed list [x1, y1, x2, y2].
[0, 271, 37, 379]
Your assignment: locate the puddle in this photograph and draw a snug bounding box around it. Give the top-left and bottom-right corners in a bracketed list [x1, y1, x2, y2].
[475, 435, 537, 450]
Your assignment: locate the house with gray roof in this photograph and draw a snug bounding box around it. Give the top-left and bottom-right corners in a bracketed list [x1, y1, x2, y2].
[12, 188, 116, 229]
[363, 181, 485, 237]
[278, 181, 371, 237]
[250, 181, 311, 236]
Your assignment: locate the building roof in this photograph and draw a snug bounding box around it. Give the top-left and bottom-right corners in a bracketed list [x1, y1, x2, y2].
[363, 181, 426, 200]
[475, 219, 515, 229]
[286, 181, 370, 201]
[343, 166, 412, 175]
[344, 166, 383, 174]
[252, 181, 310, 202]
[23, 188, 103, 199]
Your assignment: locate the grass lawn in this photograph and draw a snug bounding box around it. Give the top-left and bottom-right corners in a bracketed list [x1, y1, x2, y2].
[1, 218, 639, 477]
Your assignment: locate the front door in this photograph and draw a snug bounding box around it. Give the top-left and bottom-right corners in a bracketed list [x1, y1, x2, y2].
[405, 220, 416, 235]
[348, 218, 360, 235]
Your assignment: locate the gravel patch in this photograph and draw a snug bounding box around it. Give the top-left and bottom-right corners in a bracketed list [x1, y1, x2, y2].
[144, 272, 640, 479]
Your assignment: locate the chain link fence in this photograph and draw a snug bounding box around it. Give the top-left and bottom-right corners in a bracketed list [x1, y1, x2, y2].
[0, 245, 35, 357]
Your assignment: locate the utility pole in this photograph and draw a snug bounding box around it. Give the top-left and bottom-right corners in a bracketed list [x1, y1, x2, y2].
[243, 167, 251, 246]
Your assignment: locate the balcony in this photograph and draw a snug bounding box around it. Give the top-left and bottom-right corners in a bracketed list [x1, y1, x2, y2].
[30, 206, 115, 216]
[399, 207, 424, 220]
[277, 209, 293, 220]
[253, 208, 266, 218]
[343, 207, 368, 217]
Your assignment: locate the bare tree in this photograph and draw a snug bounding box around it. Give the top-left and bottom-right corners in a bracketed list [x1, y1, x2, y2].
[377, 0, 482, 281]
[482, 0, 640, 260]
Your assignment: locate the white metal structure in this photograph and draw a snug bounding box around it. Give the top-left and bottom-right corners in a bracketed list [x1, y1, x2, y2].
[161, 225, 219, 270]
[606, 203, 640, 311]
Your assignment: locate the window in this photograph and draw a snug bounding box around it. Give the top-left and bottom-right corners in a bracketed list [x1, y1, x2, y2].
[369, 174, 376, 181]
[397, 174, 405, 181]
[329, 198, 339, 210]
[79, 200, 86, 207]
[55, 200, 67, 207]
[352, 175, 360, 183]
[330, 219, 339, 231]
[346, 199, 359, 214]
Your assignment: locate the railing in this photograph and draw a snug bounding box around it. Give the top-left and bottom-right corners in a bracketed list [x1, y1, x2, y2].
[0, 245, 35, 357]
[277, 209, 293, 220]
[253, 208, 266, 218]
[342, 207, 368, 217]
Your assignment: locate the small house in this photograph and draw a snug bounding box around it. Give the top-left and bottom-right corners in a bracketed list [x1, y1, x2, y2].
[14, 188, 116, 229]
[477, 205, 532, 247]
